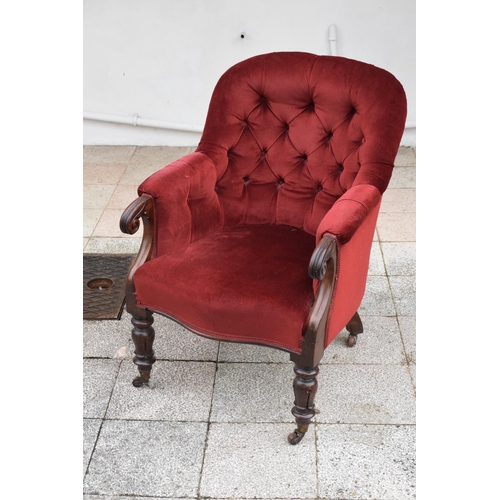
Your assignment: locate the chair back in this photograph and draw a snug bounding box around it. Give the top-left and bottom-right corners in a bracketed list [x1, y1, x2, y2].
[198, 52, 407, 234]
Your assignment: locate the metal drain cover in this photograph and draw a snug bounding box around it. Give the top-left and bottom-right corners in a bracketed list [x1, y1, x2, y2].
[83, 254, 135, 319]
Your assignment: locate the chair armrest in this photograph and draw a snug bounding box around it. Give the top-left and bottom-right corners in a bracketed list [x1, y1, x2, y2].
[308, 234, 337, 280]
[314, 184, 383, 348]
[120, 195, 154, 237]
[120, 195, 155, 315]
[136, 152, 223, 256]
[316, 184, 381, 244]
[292, 234, 338, 367]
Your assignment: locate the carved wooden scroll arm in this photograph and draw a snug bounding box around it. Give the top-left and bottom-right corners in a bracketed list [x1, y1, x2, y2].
[308, 234, 337, 281]
[119, 195, 155, 316]
[291, 234, 337, 368]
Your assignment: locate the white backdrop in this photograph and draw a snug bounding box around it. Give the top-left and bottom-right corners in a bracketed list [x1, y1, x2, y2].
[83, 0, 416, 146]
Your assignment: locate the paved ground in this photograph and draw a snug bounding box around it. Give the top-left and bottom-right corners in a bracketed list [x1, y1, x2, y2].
[83, 145, 416, 500]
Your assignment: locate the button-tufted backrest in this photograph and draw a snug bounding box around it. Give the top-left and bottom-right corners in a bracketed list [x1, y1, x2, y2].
[197, 52, 407, 235]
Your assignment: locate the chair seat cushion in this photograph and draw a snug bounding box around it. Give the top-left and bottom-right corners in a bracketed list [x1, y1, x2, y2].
[134, 225, 316, 353]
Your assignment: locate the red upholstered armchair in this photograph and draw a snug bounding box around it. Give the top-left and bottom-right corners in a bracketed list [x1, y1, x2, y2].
[120, 52, 407, 444]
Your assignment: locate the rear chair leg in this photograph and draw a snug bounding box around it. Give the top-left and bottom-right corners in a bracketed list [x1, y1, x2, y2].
[346, 311, 363, 347]
[131, 312, 156, 387]
[288, 364, 319, 445]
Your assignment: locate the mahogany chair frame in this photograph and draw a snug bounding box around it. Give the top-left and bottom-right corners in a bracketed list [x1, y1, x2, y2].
[120, 194, 363, 444]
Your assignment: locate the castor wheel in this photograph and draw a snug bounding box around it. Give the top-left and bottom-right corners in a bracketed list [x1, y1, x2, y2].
[132, 376, 145, 387]
[132, 370, 151, 387]
[347, 334, 357, 347]
[287, 430, 305, 445]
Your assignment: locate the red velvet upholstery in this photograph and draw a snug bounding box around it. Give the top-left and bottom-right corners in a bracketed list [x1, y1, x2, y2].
[135, 225, 315, 353]
[133, 52, 407, 351]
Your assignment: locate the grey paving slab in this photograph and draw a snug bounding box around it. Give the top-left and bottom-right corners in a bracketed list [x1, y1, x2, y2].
[389, 276, 416, 316]
[107, 184, 143, 210]
[388, 166, 416, 188]
[84, 185, 116, 210]
[409, 365, 416, 391]
[85, 311, 220, 361]
[83, 318, 132, 359]
[200, 423, 317, 499]
[82, 144, 417, 500]
[376, 212, 416, 242]
[83, 419, 102, 475]
[359, 276, 396, 316]
[83, 237, 141, 254]
[210, 363, 294, 423]
[317, 424, 416, 499]
[84, 163, 128, 185]
[149, 312, 220, 361]
[84, 420, 207, 497]
[119, 164, 162, 186]
[315, 365, 416, 424]
[128, 145, 193, 166]
[368, 241, 386, 275]
[218, 342, 290, 363]
[84, 209, 103, 237]
[83, 145, 136, 164]
[323, 316, 406, 365]
[83, 359, 121, 418]
[84, 496, 191, 500]
[120, 146, 193, 185]
[394, 147, 416, 167]
[399, 316, 416, 365]
[380, 188, 416, 213]
[106, 360, 216, 421]
[381, 242, 416, 276]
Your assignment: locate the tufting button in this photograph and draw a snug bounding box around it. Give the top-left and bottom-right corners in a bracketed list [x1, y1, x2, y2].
[243, 176, 250, 184]
[338, 165, 344, 173]
[325, 132, 333, 141]
[317, 184, 323, 192]
[276, 177, 284, 188]
[284, 124, 289, 131]
[301, 154, 308, 161]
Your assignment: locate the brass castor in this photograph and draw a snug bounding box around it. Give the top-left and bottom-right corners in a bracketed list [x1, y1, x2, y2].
[347, 334, 357, 347]
[132, 371, 150, 387]
[287, 429, 305, 445]
[132, 376, 145, 387]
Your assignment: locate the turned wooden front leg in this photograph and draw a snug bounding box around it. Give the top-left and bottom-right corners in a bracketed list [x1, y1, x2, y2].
[131, 312, 156, 387]
[288, 364, 319, 444]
